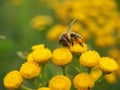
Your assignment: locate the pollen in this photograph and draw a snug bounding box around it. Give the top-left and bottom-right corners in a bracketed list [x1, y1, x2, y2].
[70, 42, 87, 55]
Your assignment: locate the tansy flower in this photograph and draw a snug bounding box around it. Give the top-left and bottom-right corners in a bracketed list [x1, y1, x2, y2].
[70, 42, 87, 55]
[3, 70, 23, 89]
[38, 87, 51, 90]
[98, 57, 119, 73]
[32, 48, 52, 63]
[51, 48, 72, 66]
[80, 50, 100, 68]
[32, 44, 45, 51]
[73, 73, 95, 90]
[90, 66, 102, 81]
[30, 15, 52, 30]
[49, 75, 71, 90]
[105, 73, 117, 84]
[20, 62, 41, 79]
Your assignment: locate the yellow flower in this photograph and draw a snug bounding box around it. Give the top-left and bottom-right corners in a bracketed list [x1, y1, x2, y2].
[30, 15, 52, 30]
[47, 24, 67, 41]
[49, 75, 71, 90]
[105, 73, 117, 84]
[80, 50, 100, 67]
[3, 70, 23, 89]
[70, 42, 87, 55]
[38, 87, 51, 90]
[27, 52, 34, 63]
[20, 62, 41, 79]
[73, 73, 95, 90]
[90, 66, 102, 81]
[51, 48, 72, 66]
[32, 48, 52, 63]
[98, 57, 119, 73]
[32, 44, 45, 51]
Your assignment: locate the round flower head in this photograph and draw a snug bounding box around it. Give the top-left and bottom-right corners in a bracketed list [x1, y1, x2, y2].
[90, 66, 102, 81]
[20, 62, 41, 79]
[70, 42, 87, 55]
[80, 50, 100, 67]
[38, 87, 51, 90]
[32, 44, 45, 51]
[105, 73, 117, 84]
[3, 70, 23, 89]
[73, 73, 95, 90]
[99, 57, 119, 73]
[32, 48, 52, 63]
[51, 48, 72, 66]
[49, 75, 71, 90]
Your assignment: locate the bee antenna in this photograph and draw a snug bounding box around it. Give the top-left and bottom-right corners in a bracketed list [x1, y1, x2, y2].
[66, 18, 77, 33]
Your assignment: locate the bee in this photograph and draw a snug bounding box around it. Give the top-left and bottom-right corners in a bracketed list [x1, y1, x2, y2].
[59, 18, 84, 47]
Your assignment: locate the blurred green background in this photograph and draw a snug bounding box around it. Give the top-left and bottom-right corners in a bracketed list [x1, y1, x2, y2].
[0, 0, 120, 90]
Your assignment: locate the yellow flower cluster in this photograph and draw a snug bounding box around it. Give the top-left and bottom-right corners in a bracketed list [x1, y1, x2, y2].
[42, 0, 120, 49]
[3, 40, 119, 90]
[3, 44, 52, 89]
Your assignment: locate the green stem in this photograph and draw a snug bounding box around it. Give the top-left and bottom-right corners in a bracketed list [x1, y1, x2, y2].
[96, 72, 106, 83]
[20, 85, 32, 90]
[33, 79, 38, 89]
[62, 66, 67, 76]
[78, 62, 82, 73]
[75, 55, 82, 73]
[88, 68, 92, 74]
[41, 63, 46, 86]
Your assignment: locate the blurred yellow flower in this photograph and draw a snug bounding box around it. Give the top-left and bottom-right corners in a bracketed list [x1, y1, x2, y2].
[20, 62, 41, 79]
[49, 75, 71, 90]
[80, 50, 100, 67]
[38, 87, 51, 90]
[105, 73, 117, 84]
[95, 35, 116, 48]
[70, 42, 87, 55]
[99, 57, 119, 73]
[3, 70, 23, 89]
[73, 73, 95, 90]
[47, 24, 67, 41]
[51, 47, 72, 66]
[90, 67, 102, 81]
[30, 15, 52, 30]
[11, 0, 21, 6]
[32, 48, 52, 63]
